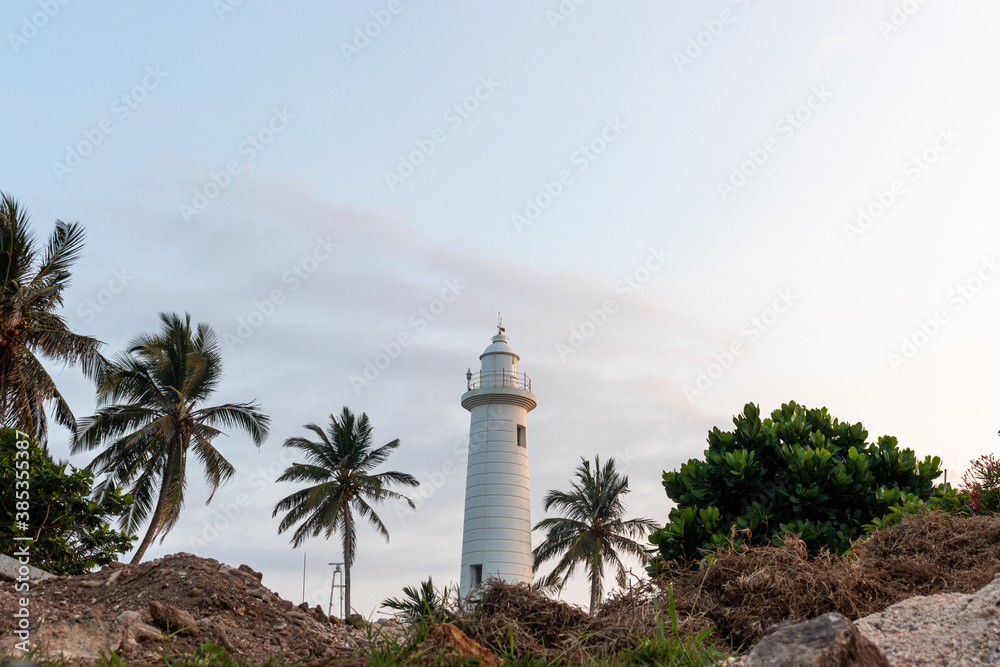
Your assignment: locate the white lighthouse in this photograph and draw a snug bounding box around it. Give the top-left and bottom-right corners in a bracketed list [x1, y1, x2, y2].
[459, 323, 537, 597]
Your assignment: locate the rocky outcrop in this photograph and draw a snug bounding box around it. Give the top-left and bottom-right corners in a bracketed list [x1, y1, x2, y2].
[745, 612, 889, 666]
[855, 572, 1000, 666]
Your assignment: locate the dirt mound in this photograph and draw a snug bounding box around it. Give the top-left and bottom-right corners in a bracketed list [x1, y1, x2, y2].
[0, 552, 403, 664]
[661, 512, 1000, 649]
[460, 580, 713, 662]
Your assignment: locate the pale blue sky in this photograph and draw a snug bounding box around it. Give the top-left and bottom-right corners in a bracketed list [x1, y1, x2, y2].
[4, 1, 1000, 613]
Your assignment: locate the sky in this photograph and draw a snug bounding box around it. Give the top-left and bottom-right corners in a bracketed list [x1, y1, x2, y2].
[4, 1, 1000, 616]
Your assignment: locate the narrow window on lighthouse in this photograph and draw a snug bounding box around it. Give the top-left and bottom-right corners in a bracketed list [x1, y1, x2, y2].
[471, 564, 483, 587]
[517, 425, 526, 448]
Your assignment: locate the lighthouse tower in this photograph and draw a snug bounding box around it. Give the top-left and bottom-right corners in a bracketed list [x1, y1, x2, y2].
[459, 323, 537, 597]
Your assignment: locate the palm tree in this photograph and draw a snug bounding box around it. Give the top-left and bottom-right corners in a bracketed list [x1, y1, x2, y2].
[72, 312, 270, 563]
[381, 577, 448, 625]
[0, 193, 105, 443]
[272, 407, 418, 616]
[532, 456, 658, 614]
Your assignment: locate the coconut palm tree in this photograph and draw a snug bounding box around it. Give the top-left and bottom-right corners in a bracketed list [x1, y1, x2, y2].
[72, 312, 270, 563]
[532, 456, 658, 614]
[0, 193, 105, 443]
[272, 407, 418, 616]
[381, 577, 448, 625]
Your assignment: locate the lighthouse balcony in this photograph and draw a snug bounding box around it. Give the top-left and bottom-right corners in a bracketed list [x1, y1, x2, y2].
[466, 370, 532, 392]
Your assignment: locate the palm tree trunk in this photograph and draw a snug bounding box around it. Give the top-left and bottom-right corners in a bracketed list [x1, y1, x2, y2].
[131, 470, 171, 564]
[589, 553, 601, 615]
[344, 508, 352, 616]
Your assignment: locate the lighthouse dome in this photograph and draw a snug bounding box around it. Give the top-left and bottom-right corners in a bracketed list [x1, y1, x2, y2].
[480, 334, 520, 360]
[480, 333, 519, 375]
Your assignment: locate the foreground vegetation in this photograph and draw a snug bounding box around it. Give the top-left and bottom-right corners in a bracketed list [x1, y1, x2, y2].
[649, 401, 970, 572]
[9, 510, 1000, 665]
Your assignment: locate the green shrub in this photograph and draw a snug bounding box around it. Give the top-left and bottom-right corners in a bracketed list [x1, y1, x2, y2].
[960, 453, 1000, 515]
[1, 428, 136, 574]
[648, 401, 966, 573]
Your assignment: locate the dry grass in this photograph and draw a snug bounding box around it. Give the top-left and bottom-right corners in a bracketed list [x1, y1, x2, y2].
[660, 511, 1000, 649]
[455, 580, 714, 662]
[454, 512, 1000, 660]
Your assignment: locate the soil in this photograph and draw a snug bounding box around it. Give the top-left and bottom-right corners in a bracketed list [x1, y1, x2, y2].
[0, 552, 404, 664]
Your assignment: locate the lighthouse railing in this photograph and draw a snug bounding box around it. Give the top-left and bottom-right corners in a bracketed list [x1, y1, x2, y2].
[466, 370, 532, 392]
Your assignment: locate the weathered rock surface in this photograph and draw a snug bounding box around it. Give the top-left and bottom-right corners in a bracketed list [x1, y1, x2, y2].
[0, 554, 55, 582]
[0, 610, 162, 663]
[855, 571, 1000, 666]
[745, 612, 889, 667]
[149, 600, 199, 636]
[1, 616, 123, 663]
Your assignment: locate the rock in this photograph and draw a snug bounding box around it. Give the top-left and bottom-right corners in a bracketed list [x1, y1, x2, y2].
[105, 570, 122, 586]
[246, 587, 270, 603]
[238, 564, 263, 582]
[407, 623, 497, 667]
[0, 554, 55, 582]
[148, 601, 199, 637]
[189, 587, 203, 598]
[856, 571, 1000, 665]
[347, 613, 366, 629]
[14, 616, 125, 663]
[746, 612, 889, 667]
[117, 611, 164, 648]
[216, 626, 236, 651]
